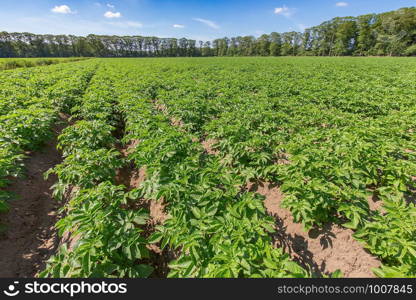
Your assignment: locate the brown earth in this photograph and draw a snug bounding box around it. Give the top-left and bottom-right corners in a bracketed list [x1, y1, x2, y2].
[368, 192, 385, 213]
[170, 117, 184, 128]
[115, 139, 146, 191]
[154, 101, 167, 113]
[153, 100, 186, 130]
[115, 166, 147, 192]
[0, 124, 65, 277]
[248, 182, 381, 278]
[201, 139, 219, 155]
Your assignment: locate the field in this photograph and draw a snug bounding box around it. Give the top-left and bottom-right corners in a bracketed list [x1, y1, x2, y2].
[0, 57, 415, 278]
[0, 57, 89, 71]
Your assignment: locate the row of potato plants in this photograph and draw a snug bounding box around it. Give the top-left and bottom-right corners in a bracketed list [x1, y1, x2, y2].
[0, 57, 90, 71]
[0, 61, 97, 216]
[126, 57, 416, 277]
[41, 65, 153, 278]
[113, 64, 310, 278]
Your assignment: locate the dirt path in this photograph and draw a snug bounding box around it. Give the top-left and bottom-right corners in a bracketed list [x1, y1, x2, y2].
[0, 124, 65, 278]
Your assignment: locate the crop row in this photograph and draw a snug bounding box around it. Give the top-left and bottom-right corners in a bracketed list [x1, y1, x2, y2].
[41, 65, 153, 278]
[0, 58, 90, 71]
[0, 61, 97, 215]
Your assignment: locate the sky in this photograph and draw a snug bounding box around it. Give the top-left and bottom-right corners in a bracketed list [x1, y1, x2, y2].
[0, 0, 415, 40]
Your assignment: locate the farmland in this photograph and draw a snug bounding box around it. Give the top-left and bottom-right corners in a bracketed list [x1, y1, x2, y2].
[0, 57, 90, 71]
[0, 57, 415, 278]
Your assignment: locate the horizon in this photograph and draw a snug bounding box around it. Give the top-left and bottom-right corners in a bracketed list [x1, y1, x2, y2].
[0, 0, 415, 40]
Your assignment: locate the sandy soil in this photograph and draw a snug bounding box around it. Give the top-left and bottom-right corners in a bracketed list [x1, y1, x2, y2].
[0, 124, 65, 277]
[248, 182, 381, 278]
[201, 139, 219, 155]
[368, 192, 386, 213]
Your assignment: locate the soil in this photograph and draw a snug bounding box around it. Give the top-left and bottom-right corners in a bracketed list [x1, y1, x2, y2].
[201, 139, 219, 155]
[115, 166, 147, 191]
[0, 123, 65, 277]
[149, 199, 168, 226]
[248, 182, 381, 278]
[154, 101, 167, 113]
[115, 139, 146, 191]
[368, 192, 385, 213]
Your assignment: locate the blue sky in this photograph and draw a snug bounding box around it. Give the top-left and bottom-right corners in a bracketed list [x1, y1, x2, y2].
[0, 0, 415, 40]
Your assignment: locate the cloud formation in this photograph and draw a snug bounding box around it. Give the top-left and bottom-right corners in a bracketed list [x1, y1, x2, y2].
[336, 2, 349, 7]
[274, 5, 293, 17]
[173, 24, 185, 28]
[51, 5, 73, 14]
[193, 18, 220, 29]
[104, 11, 122, 18]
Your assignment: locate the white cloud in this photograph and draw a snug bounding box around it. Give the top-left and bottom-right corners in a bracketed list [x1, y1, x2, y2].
[104, 11, 122, 18]
[193, 18, 220, 29]
[336, 2, 349, 7]
[274, 5, 293, 17]
[51, 5, 73, 14]
[107, 3, 115, 9]
[173, 24, 185, 28]
[107, 21, 143, 28]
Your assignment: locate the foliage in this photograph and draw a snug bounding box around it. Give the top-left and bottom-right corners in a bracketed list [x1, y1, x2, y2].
[0, 7, 415, 57]
[3, 56, 416, 278]
[116, 57, 416, 277]
[40, 183, 152, 278]
[0, 60, 97, 217]
[42, 64, 153, 278]
[0, 58, 89, 71]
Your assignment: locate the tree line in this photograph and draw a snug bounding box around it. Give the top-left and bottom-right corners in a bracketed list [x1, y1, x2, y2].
[1, 7, 415, 58]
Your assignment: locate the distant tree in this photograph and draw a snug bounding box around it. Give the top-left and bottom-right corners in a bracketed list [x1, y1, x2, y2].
[201, 41, 212, 56]
[0, 7, 414, 58]
[269, 32, 282, 56]
[256, 34, 271, 56]
[355, 14, 377, 56]
[332, 17, 358, 55]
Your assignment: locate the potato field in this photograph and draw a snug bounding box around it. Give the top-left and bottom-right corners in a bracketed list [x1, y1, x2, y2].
[0, 57, 415, 278]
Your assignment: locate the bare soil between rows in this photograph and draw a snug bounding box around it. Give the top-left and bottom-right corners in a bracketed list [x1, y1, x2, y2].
[115, 141, 172, 277]
[0, 124, 65, 277]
